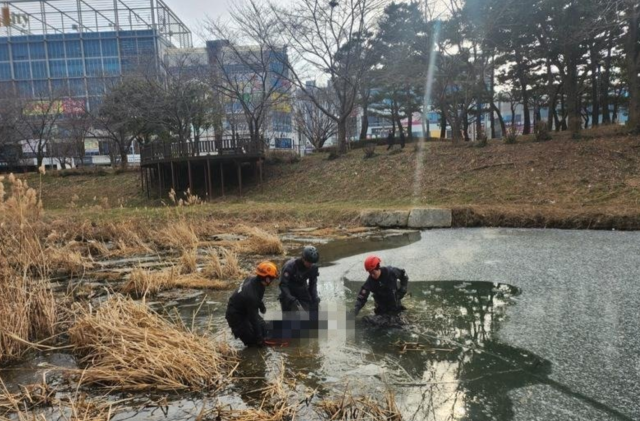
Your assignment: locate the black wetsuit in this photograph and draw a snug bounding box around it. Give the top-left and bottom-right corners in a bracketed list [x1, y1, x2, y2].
[225, 276, 267, 346]
[354, 266, 409, 316]
[279, 258, 319, 312]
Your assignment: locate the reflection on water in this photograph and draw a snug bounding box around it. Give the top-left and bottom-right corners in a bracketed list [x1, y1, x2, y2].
[168, 279, 549, 421]
[0, 231, 557, 421]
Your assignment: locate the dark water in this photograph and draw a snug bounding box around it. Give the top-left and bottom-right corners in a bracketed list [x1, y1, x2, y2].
[170, 279, 536, 421]
[0, 230, 551, 420]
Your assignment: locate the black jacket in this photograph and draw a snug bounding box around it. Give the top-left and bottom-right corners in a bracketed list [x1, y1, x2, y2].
[279, 258, 319, 307]
[226, 276, 266, 340]
[354, 266, 408, 315]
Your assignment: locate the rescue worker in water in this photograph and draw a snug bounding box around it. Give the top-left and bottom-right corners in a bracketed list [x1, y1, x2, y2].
[225, 261, 278, 347]
[279, 245, 321, 316]
[353, 255, 409, 326]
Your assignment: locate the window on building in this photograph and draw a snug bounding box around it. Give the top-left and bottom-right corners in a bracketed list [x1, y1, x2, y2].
[13, 62, 31, 80]
[136, 37, 155, 55]
[31, 61, 47, 79]
[67, 59, 84, 76]
[101, 38, 118, 56]
[99, 139, 110, 155]
[88, 96, 102, 112]
[49, 60, 67, 77]
[65, 41, 82, 58]
[29, 43, 46, 60]
[85, 59, 102, 76]
[0, 63, 11, 80]
[69, 79, 85, 97]
[0, 44, 8, 61]
[83, 40, 101, 57]
[11, 43, 29, 60]
[47, 41, 65, 59]
[120, 57, 137, 72]
[87, 78, 104, 95]
[103, 58, 120, 75]
[274, 138, 292, 149]
[119, 39, 137, 56]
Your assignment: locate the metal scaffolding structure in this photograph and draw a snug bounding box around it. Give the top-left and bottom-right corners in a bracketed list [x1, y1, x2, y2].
[0, 0, 192, 48]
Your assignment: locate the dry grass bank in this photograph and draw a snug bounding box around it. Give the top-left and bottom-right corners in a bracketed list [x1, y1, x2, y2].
[17, 125, 640, 230]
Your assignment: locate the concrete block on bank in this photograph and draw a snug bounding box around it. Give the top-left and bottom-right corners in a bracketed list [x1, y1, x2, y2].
[407, 208, 452, 228]
[360, 210, 410, 228]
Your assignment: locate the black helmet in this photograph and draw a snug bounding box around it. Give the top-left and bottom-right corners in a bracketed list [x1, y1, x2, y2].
[302, 245, 319, 263]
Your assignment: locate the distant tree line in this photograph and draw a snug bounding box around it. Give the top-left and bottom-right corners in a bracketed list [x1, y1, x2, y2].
[1, 0, 638, 168]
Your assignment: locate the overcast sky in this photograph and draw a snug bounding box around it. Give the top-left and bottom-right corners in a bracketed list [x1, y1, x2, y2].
[163, 0, 231, 46]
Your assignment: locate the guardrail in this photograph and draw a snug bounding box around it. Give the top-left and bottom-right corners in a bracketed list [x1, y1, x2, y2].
[140, 137, 261, 164]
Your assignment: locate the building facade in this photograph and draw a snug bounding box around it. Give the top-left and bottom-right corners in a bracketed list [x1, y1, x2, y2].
[0, 0, 192, 169]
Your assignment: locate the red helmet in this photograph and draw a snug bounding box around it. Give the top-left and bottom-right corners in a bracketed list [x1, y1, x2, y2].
[364, 255, 381, 272]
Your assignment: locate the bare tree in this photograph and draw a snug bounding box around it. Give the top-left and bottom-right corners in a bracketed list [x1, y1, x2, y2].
[270, 0, 382, 154]
[294, 89, 338, 149]
[48, 138, 76, 169]
[0, 91, 24, 170]
[624, 0, 640, 133]
[156, 50, 218, 152]
[435, 51, 478, 143]
[92, 77, 162, 168]
[204, 3, 293, 151]
[12, 89, 66, 168]
[57, 101, 92, 167]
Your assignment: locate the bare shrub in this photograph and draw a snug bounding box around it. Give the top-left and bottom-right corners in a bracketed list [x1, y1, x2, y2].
[363, 143, 376, 159]
[68, 295, 237, 392]
[534, 120, 552, 142]
[157, 220, 199, 251]
[237, 226, 284, 255]
[504, 127, 518, 144]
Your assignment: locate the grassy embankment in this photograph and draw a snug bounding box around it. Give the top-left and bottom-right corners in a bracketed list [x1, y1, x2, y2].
[22, 125, 640, 230]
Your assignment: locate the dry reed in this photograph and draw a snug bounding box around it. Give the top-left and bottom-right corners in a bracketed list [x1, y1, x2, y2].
[156, 220, 199, 251]
[68, 295, 237, 392]
[179, 249, 198, 274]
[0, 175, 57, 366]
[202, 248, 246, 280]
[204, 360, 298, 421]
[120, 267, 173, 297]
[47, 248, 92, 277]
[237, 226, 284, 255]
[318, 389, 402, 421]
[0, 377, 120, 421]
[170, 274, 232, 290]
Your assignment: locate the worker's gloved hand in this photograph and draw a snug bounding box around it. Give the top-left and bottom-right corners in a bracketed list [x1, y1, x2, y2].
[293, 301, 305, 312]
[314, 297, 321, 305]
[398, 287, 407, 300]
[259, 302, 266, 314]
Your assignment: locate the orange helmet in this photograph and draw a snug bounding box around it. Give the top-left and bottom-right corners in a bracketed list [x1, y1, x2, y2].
[364, 255, 381, 272]
[256, 261, 278, 279]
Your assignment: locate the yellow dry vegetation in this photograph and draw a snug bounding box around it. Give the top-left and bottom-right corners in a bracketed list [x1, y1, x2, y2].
[68, 295, 237, 392]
